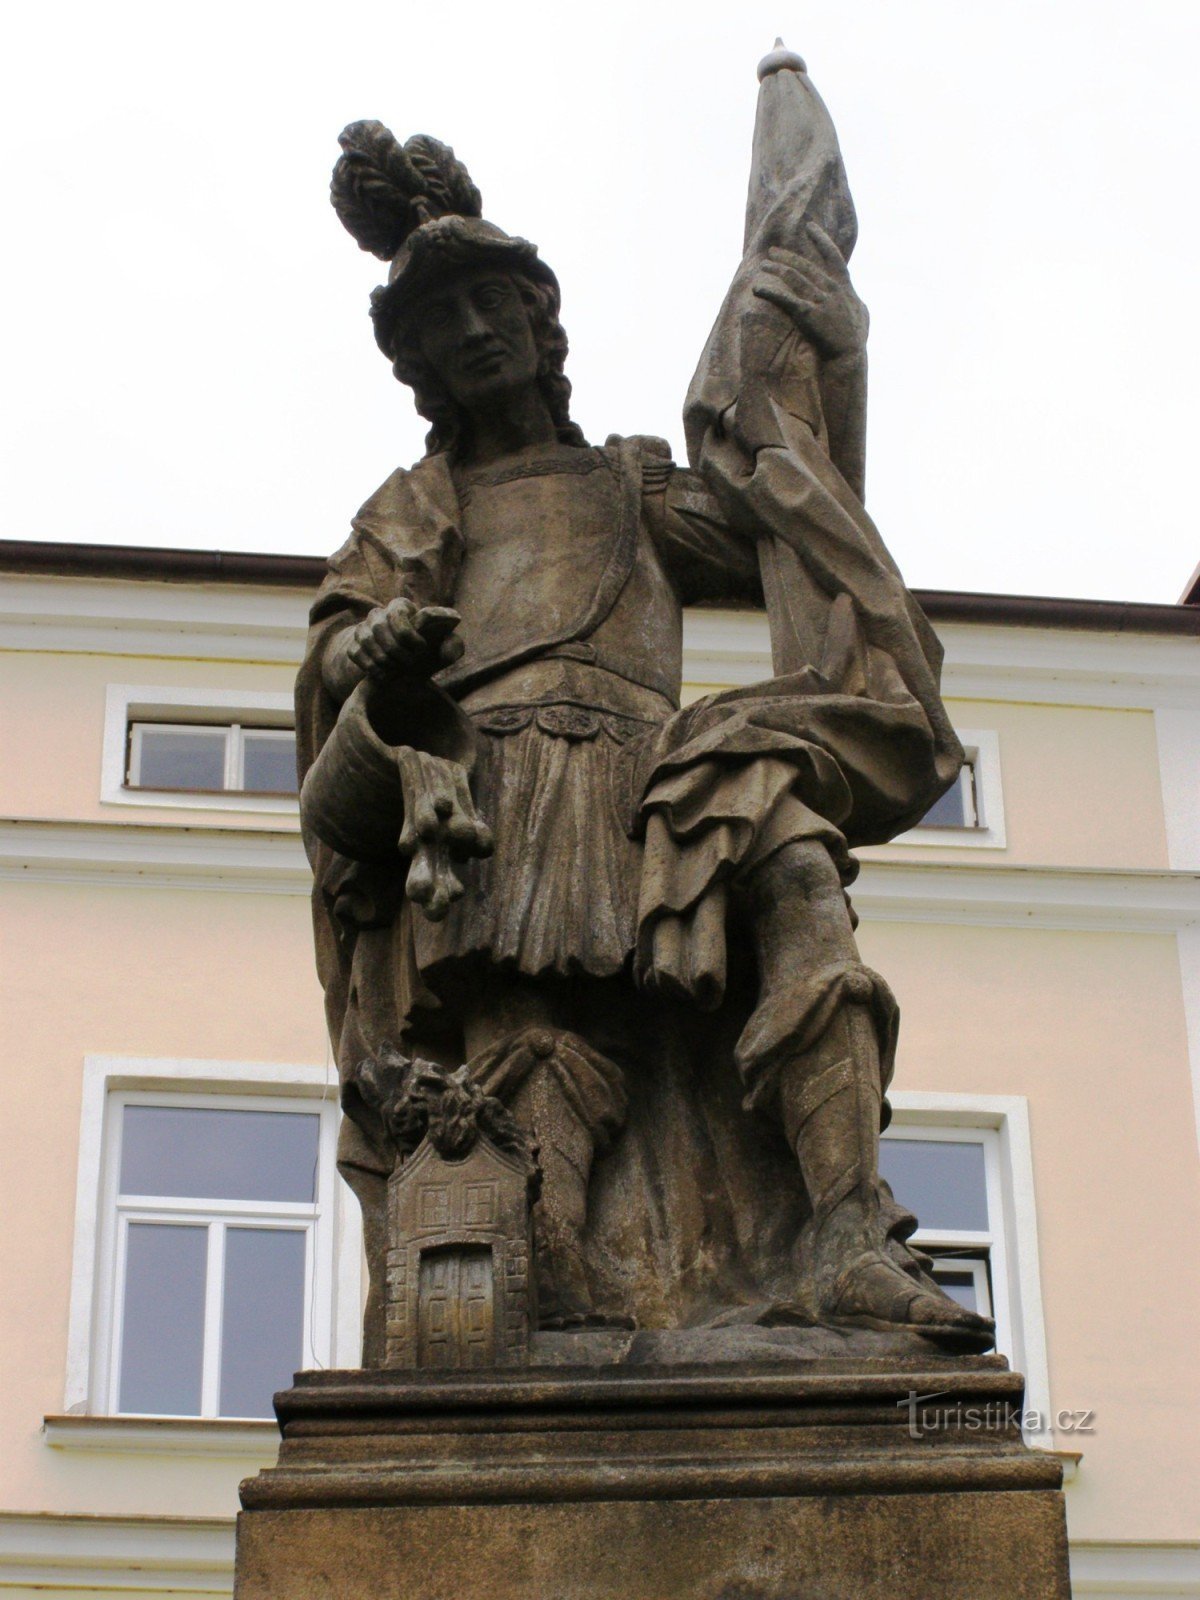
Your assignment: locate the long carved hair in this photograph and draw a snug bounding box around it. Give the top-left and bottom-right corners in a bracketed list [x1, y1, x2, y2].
[387, 273, 587, 459]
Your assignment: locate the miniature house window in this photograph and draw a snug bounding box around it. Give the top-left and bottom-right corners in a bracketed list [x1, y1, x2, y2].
[127, 721, 298, 796]
[97, 1093, 334, 1419]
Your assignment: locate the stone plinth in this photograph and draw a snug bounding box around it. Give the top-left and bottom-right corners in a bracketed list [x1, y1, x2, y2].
[236, 1356, 1070, 1599]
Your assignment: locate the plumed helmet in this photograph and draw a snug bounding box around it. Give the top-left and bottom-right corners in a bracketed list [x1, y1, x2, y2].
[330, 121, 560, 359]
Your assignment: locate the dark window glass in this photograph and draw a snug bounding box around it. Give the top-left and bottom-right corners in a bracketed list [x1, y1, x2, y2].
[879, 1138, 989, 1232]
[919, 782, 965, 827]
[219, 1228, 306, 1417]
[135, 727, 226, 791]
[242, 732, 298, 794]
[919, 765, 973, 827]
[118, 1223, 207, 1415]
[930, 1266, 980, 1314]
[120, 1106, 319, 1203]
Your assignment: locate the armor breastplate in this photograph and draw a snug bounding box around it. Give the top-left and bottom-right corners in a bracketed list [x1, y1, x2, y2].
[449, 447, 682, 705]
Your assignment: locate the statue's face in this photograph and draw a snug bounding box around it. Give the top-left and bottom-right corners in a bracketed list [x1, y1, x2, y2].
[415, 265, 539, 413]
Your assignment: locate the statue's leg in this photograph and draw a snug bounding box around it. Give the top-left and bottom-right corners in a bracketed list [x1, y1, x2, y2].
[465, 982, 631, 1329]
[737, 840, 994, 1348]
[510, 1054, 606, 1327]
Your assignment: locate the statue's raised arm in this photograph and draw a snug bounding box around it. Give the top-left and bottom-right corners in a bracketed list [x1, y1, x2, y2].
[684, 43, 962, 843]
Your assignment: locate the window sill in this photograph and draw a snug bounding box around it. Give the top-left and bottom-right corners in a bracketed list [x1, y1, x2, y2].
[43, 1414, 279, 1458]
[890, 824, 1007, 851]
[102, 787, 299, 816]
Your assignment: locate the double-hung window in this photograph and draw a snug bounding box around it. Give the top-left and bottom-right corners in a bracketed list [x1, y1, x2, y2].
[98, 1092, 335, 1420]
[879, 1127, 998, 1323]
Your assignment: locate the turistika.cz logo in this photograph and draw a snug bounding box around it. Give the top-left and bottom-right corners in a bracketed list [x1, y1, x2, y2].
[899, 1389, 1095, 1441]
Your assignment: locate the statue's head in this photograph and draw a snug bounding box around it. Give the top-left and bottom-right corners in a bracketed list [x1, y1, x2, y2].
[377, 220, 582, 457]
[331, 123, 583, 457]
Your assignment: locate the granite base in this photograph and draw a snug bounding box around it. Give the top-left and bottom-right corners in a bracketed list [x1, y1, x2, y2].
[235, 1357, 1071, 1599]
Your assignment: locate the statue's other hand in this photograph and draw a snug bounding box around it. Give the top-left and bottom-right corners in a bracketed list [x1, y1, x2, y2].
[395, 747, 493, 922]
[347, 599, 464, 684]
[752, 228, 868, 359]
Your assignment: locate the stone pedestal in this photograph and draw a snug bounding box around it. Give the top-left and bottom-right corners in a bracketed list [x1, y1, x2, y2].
[236, 1354, 1070, 1599]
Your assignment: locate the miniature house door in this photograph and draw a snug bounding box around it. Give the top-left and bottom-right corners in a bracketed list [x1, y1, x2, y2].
[417, 1245, 495, 1368]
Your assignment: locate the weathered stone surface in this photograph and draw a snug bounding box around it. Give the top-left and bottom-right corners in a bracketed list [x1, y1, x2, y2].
[386, 1134, 534, 1369]
[235, 1361, 1070, 1598]
[530, 1324, 1003, 1366]
[238, 1495, 1068, 1600]
[303, 48, 994, 1367]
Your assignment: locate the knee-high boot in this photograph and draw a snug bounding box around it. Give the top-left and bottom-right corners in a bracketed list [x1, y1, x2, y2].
[735, 841, 993, 1347]
[775, 1002, 994, 1346]
[778, 1001, 885, 1296]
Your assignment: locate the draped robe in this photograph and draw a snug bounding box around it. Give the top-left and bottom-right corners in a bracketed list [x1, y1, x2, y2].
[296, 410, 960, 1322]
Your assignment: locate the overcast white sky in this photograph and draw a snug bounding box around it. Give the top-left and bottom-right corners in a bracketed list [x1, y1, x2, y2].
[2, 0, 1197, 601]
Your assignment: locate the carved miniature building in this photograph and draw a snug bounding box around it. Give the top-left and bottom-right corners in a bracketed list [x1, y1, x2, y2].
[385, 1134, 534, 1369]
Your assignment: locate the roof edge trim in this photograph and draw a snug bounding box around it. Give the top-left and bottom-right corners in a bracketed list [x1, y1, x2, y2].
[1, 540, 1198, 636]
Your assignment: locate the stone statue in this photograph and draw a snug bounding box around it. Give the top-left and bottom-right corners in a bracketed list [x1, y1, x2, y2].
[296, 43, 994, 1362]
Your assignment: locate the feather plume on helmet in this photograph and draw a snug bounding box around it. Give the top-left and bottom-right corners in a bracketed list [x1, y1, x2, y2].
[330, 120, 559, 362]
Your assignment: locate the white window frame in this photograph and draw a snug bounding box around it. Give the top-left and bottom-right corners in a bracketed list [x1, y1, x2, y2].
[65, 1056, 362, 1420]
[923, 1255, 993, 1318]
[102, 1090, 325, 1419]
[127, 721, 296, 798]
[884, 1092, 1051, 1438]
[101, 684, 298, 815]
[898, 728, 1007, 849]
[880, 1123, 1001, 1323]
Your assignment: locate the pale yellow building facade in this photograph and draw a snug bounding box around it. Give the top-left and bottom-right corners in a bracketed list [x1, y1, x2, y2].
[1, 545, 1198, 1597]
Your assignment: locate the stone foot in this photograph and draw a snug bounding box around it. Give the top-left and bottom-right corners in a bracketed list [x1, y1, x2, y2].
[826, 1249, 995, 1352]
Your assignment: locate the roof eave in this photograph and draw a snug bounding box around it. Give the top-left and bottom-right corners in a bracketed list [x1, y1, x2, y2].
[1, 539, 1198, 636]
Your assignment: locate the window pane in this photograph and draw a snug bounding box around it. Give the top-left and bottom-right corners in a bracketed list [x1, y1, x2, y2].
[118, 1222, 207, 1415]
[120, 1106, 320, 1203]
[931, 1267, 980, 1314]
[219, 1228, 306, 1418]
[879, 1138, 989, 1232]
[134, 726, 226, 791]
[917, 771, 968, 827]
[242, 732, 298, 795]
